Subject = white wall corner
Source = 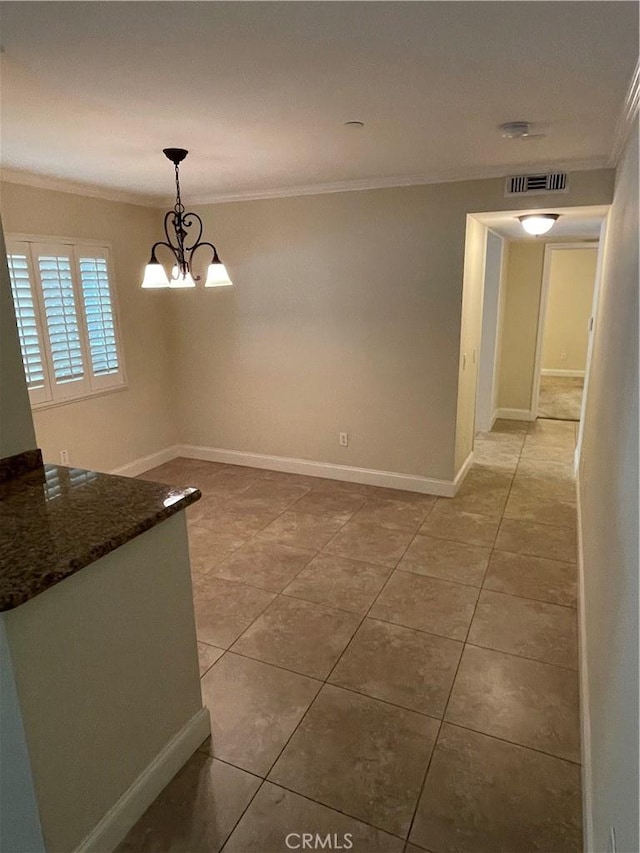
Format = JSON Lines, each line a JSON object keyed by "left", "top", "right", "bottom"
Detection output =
{"left": 73, "top": 707, "right": 210, "bottom": 853}
{"left": 575, "top": 475, "right": 594, "bottom": 852}
{"left": 494, "top": 407, "right": 536, "bottom": 422}
{"left": 451, "top": 451, "right": 474, "bottom": 496}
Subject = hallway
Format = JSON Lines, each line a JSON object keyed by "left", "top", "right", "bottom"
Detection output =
{"left": 122, "top": 418, "right": 581, "bottom": 853}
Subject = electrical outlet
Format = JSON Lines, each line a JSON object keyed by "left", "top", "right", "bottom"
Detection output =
{"left": 561, "top": 352, "right": 568, "bottom": 362}
{"left": 608, "top": 826, "right": 617, "bottom": 853}
{"left": 59, "top": 449, "right": 69, "bottom": 465}
{"left": 339, "top": 432, "right": 349, "bottom": 447}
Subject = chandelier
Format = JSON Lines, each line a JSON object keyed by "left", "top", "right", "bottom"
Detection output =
{"left": 141, "top": 148, "right": 233, "bottom": 289}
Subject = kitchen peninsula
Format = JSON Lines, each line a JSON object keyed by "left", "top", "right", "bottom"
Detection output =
{"left": 0, "top": 447, "right": 208, "bottom": 852}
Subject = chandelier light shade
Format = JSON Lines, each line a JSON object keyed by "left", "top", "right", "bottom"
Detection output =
{"left": 205, "top": 262, "right": 233, "bottom": 287}
{"left": 141, "top": 148, "right": 233, "bottom": 289}
{"left": 518, "top": 213, "right": 560, "bottom": 236}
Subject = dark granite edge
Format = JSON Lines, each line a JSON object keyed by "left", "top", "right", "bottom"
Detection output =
{"left": 0, "top": 448, "right": 43, "bottom": 483}
{"left": 0, "top": 481, "right": 201, "bottom": 612}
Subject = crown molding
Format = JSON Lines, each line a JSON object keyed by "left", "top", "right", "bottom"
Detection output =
{"left": 1, "top": 156, "right": 611, "bottom": 210}
{"left": 610, "top": 58, "right": 640, "bottom": 166}
{"left": 0, "top": 168, "right": 160, "bottom": 208}
{"left": 180, "top": 158, "right": 611, "bottom": 206}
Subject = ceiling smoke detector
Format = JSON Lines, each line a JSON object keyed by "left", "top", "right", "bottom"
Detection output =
{"left": 499, "top": 121, "right": 546, "bottom": 141}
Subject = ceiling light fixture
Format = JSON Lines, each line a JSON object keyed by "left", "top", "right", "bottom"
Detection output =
{"left": 499, "top": 121, "right": 546, "bottom": 141}
{"left": 518, "top": 213, "right": 560, "bottom": 236}
{"left": 141, "top": 148, "right": 233, "bottom": 289}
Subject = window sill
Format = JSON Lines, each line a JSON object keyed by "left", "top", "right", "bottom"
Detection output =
{"left": 31, "top": 383, "right": 128, "bottom": 413}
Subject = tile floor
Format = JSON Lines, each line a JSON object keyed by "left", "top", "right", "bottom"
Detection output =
{"left": 120, "top": 418, "right": 582, "bottom": 853}
{"left": 537, "top": 375, "right": 584, "bottom": 421}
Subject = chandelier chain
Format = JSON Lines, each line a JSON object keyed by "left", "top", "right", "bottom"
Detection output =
{"left": 174, "top": 163, "right": 185, "bottom": 215}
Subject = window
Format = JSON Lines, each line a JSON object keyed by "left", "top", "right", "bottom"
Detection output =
{"left": 6, "top": 238, "right": 125, "bottom": 407}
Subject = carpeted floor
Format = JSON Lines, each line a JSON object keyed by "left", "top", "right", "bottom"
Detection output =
{"left": 537, "top": 375, "right": 584, "bottom": 421}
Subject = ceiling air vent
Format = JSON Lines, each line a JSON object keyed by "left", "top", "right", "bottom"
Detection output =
{"left": 505, "top": 172, "right": 568, "bottom": 197}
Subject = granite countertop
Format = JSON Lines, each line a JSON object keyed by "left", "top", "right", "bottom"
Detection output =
{"left": 0, "top": 450, "right": 200, "bottom": 612}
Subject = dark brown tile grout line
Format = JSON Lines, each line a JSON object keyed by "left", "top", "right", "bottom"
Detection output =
{"left": 153, "top": 425, "right": 579, "bottom": 848}
{"left": 193, "top": 472, "right": 413, "bottom": 851}
{"left": 214, "top": 498, "right": 439, "bottom": 850}
{"left": 401, "top": 451, "right": 520, "bottom": 849}
{"left": 402, "top": 425, "right": 581, "bottom": 849}
{"left": 205, "top": 442, "right": 575, "bottom": 788}
{"left": 197, "top": 558, "right": 577, "bottom": 615}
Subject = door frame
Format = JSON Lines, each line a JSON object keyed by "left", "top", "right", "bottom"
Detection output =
{"left": 530, "top": 241, "right": 600, "bottom": 421}
{"left": 474, "top": 229, "right": 506, "bottom": 432}
{"left": 574, "top": 217, "right": 610, "bottom": 470}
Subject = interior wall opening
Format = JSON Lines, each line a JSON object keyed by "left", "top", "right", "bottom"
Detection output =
{"left": 465, "top": 204, "right": 609, "bottom": 454}
{"left": 533, "top": 243, "right": 599, "bottom": 423}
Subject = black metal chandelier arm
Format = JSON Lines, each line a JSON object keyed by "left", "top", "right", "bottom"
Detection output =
{"left": 148, "top": 239, "right": 178, "bottom": 265}
{"left": 188, "top": 239, "right": 221, "bottom": 264}
{"left": 180, "top": 212, "right": 204, "bottom": 252}
{"left": 164, "top": 210, "right": 184, "bottom": 252}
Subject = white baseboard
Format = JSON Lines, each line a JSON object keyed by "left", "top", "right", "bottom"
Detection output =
{"left": 451, "top": 452, "right": 474, "bottom": 495}
{"left": 74, "top": 707, "right": 210, "bottom": 853}
{"left": 110, "top": 446, "right": 180, "bottom": 478}
{"left": 541, "top": 369, "right": 586, "bottom": 378}
{"left": 177, "top": 443, "right": 466, "bottom": 498}
{"left": 575, "top": 475, "right": 593, "bottom": 852}
{"left": 494, "top": 407, "right": 536, "bottom": 422}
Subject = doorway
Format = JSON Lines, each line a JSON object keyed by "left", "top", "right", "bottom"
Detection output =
{"left": 531, "top": 243, "right": 599, "bottom": 422}
{"left": 468, "top": 205, "right": 609, "bottom": 468}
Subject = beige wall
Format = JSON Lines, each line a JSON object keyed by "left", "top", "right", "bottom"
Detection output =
{"left": 0, "top": 182, "right": 176, "bottom": 472}
{"left": 498, "top": 239, "right": 599, "bottom": 412}
{"left": 0, "top": 216, "right": 37, "bottom": 458}
{"left": 1, "top": 169, "right": 614, "bottom": 482}
{"left": 170, "top": 169, "right": 613, "bottom": 483}
{"left": 542, "top": 247, "right": 597, "bottom": 373}
{"left": 454, "top": 215, "right": 485, "bottom": 470}
{"left": 497, "top": 241, "right": 546, "bottom": 412}
{"left": 578, "top": 120, "right": 638, "bottom": 853}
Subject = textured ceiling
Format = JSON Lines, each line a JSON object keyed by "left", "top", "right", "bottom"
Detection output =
{"left": 0, "top": 1, "right": 637, "bottom": 204}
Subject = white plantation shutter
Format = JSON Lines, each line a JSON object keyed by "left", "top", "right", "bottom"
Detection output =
{"left": 6, "top": 244, "right": 51, "bottom": 404}
{"left": 35, "top": 247, "right": 88, "bottom": 396}
{"left": 5, "top": 236, "right": 125, "bottom": 407}
{"left": 77, "top": 248, "right": 123, "bottom": 388}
